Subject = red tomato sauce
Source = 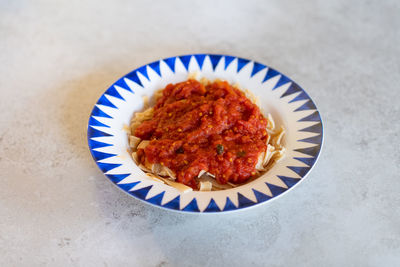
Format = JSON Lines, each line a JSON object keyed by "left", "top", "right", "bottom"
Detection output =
{"left": 134, "top": 79, "right": 268, "bottom": 189}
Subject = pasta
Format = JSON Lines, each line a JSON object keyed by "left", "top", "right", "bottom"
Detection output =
{"left": 129, "top": 76, "right": 285, "bottom": 192}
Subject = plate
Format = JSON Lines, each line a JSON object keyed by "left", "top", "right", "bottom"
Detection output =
{"left": 87, "top": 54, "right": 323, "bottom": 213}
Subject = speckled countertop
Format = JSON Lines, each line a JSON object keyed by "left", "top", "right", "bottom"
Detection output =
{"left": 0, "top": 0, "right": 399, "bottom": 266}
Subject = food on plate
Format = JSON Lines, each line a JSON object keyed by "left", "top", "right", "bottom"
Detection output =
{"left": 129, "top": 76, "right": 285, "bottom": 191}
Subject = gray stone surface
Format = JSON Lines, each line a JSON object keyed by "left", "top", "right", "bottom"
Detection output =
{"left": 0, "top": 0, "right": 399, "bottom": 266}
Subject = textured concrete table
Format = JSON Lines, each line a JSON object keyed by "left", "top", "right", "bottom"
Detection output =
{"left": 1, "top": 0, "right": 399, "bottom": 266}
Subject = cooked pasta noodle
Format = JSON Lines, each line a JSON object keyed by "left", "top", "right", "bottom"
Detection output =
{"left": 129, "top": 76, "right": 285, "bottom": 191}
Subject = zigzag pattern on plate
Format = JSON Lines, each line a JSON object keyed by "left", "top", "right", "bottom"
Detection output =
{"left": 88, "top": 54, "right": 323, "bottom": 213}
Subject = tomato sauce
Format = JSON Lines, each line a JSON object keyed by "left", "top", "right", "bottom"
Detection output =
{"left": 134, "top": 79, "right": 268, "bottom": 189}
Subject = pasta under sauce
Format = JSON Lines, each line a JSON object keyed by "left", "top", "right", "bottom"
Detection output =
{"left": 134, "top": 79, "right": 269, "bottom": 189}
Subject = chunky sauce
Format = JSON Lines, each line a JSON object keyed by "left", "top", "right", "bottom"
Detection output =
{"left": 135, "top": 79, "right": 268, "bottom": 189}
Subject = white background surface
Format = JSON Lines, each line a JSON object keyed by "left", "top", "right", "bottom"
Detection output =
{"left": 1, "top": 0, "right": 399, "bottom": 266}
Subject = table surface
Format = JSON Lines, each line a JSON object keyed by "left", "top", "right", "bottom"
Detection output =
{"left": 1, "top": 0, "right": 399, "bottom": 266}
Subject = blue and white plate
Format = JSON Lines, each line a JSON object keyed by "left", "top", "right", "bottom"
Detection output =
{"left": 87, "top": 54, "right": 323, "bottom": 213}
